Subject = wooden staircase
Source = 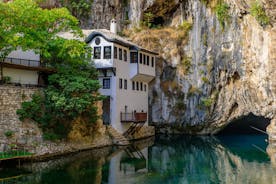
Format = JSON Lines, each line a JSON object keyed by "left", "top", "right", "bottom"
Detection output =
{"left": 107, "top": 126, "right": 130, "bottom": 146}
{"left": 123, "top": 122, "right": 145, "bottom": 138}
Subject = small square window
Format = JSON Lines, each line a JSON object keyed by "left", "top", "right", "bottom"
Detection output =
{"left": 119, "top": 48, "right": 122, "bottom": 60}
{"left": 103, "top": 79, "right": 110, "bottom": 89}
{"left": 132, "top": 81, "right": 135, "bottom": 90}
{"left": 119, "top": 78, "right": 122, "bottom": 89}
{"left": 114, "top": 47, "right": 117, "bottom": 59}
{"left": 124, "top": 50, "right": 127, "bottom": 62}
{"left": 124, "top": 79, "right": 127, "bottom": 89}
{"left": 136, "top": 81, "right": 139, "bottom": 91}
{"left": 94, "top": 47, "right": 101, "bottom": 59}
{"left": 104, "top": 46, "right": 111, "bottom": 59}
{"left": 143, "top": 55, "right": 146, "bottom": 65}
{"left": 130, "top": 52, "right": 138, "bottom": 63}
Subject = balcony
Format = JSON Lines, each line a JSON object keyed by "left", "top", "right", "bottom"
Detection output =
{"left": 1, "top": 57, "right": 55, "bottom": 73}
{"left": 120, "top": 112, "right": 147, "bottom": 123}
{"left": 3, "top": 57, "right": 41, "bottom": 67}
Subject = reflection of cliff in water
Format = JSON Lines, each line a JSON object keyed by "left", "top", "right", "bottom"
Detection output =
{"left": 147, "top": 135, "right": 274, "bottom": 184}
{"left": 3, "top": 135, "right": 276, "bottom": 184}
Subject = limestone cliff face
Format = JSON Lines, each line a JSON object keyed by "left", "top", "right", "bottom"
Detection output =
{"left": 124, "top": 0, "right": 276, "bottom": 134}
{"left": 45, "top": 0, "right": 276, "bottom": 134}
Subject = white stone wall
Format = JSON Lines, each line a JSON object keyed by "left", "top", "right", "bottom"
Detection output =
{"left": 89, "top": 36, "right": 114, "bottom": 68}
{"left": 3, "top": 68, "right": 39, "bottom": 85}
{"left": 7, "top": 49, "right": 40, "bottom": 61}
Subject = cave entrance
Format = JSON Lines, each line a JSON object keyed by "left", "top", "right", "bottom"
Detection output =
{"left": 217, "top": 113, "right": 271, "bottom": 135}
{"left": 152, "top": 16, "right": 164, "bottom": 27}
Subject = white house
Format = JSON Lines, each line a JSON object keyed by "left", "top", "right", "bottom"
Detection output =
{"left": 85, "top": 19, "right": 158, "bottom": 135}
{"left": 3, "top": 19, "right": 157, "bottom": 137}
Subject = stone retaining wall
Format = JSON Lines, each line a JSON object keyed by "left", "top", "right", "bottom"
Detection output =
{"left": 0, "top": 85, "right": 43, "bottom": 152}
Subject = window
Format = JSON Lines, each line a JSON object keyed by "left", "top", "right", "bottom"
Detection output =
{"left": 119, "top": 78, "right": 122, "bottom": 89}
{"left": 136, "top": 81, "right": 139, "bottom": 91}
{"left": 124, "top": 79, "right": 127, "bottom": 89}
{"left": 94, "top": 47, "right": 101, "bottom": 59}
{"left": 139, "top": 53, "right": 142, "bottom": 64}
{"left": 132, "top": 81, "right": 135, "bottom": 90}
{"left": 95, "top": 37, "right": 101, "bottom": 45}
{"left": 114, "top": 47, "right": 117, "bottom": 59}
{"left": 130, "top": 52, "right": 138, "bottom": 63}
{"left": 144, "top": 84, "right": 147, "bottom": 91}
{"left": 140, "top": 82, "right": 143, "bottom": 91}
{"left": 147, "top": 56, "right": 149, "bottom": 65}
{"left": 143, "top": 54, "right": 146, "bottom": 65}
{"left": 124, "top": 50, "right": 127, "bottom": 61}
{"left": 119, "top": 48, "right": 122, "bottom": 60}
{"left": 103, "top": 79, "right": 110, "bottom": 89}
{"left": 104, "top": 46, "right": 111, "bottom": 59}
{"left": 151, "top": 57, "right": 154, "bottom": 67}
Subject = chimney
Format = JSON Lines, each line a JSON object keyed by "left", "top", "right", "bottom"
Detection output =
{"left": 110, "top": 19, "right": 117, "bottom": 34}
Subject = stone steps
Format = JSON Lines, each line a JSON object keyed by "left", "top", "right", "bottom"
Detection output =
{"left": 106, "top": 126, "right": 130, "bottom": 146}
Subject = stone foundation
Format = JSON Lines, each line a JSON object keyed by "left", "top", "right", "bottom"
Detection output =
{"left": 0, "top": 85, "right": 155, "bottom": 160}
{"left": 0, "top": 85, "right": 43, "bottom": 152}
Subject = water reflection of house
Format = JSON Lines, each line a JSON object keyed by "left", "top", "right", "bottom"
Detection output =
{"left": 120, "top": 146, "right": 147, "bottom": 173}
{"left": 106, "top": 137, "right": 154, "bottom": 184}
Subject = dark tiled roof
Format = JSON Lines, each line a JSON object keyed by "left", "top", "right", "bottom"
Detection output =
{"left": 85, "top": 29, "right": 158, "bottom": 55}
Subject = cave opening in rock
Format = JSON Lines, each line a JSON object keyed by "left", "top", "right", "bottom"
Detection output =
{"left": 217, "top": 113, "right": 271, "bottom": 135}
{"left": 152, "top": 16, "right": 165, "bottom": 27}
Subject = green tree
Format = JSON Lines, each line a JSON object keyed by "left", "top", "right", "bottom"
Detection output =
{"left": 250, "top": 0, "right": 270, "bottom": 26}
{"left": 0, "top": 0, "right": 81, "bottom": 60}
{"left": 143, "top": 12, "right": 154, "bottom": 28}
{"left": 215, "top": 2, "right": 230, "bottom": 29}
{"left": 0, "top": 0, "right": 102, "bottom": 140}
{"left": 60, "top": 0, "right": 93, "bottom": 20}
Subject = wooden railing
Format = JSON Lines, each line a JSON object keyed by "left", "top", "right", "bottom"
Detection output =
{"left": 3, "top": 57, "right": 41, "bottom": 67}
{"left": 121, "top": 112, "right": 147, "bottom": 123}
{"left": 121, "top": 112, "right": 134, "bottom": 122}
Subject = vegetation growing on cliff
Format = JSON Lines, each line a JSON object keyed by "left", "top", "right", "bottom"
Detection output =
{"left": 123, "top": 21, "right": 192, "bottom": 75}
{"left": 250, "top": 1, "right": 270, "bottom": 26}
{"left": 0, "top": 0, "right": 102, "bottom": 140}
{"left": 60, "top": 0, "right": 93, "bottom": 20}
{"left": 215, "top": 2, "right": 230, "bottom": 29}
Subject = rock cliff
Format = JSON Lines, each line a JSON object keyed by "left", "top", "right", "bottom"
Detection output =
{"left": 124, "top": 0, "right": 276, "bottom": 134}
{"left": 45, "top": 0, "right": 275, "bottom": 134}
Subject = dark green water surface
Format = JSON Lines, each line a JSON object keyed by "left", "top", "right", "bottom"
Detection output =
{"left": 1, "top": 134, "right": 276, "bottom": 184}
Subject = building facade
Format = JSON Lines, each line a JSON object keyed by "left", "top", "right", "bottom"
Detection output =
{"left": 0, "top": 49, "right": 51, "bottom": 86}
{"left": 85, "top": 20, "right": 158, "bottom": 134}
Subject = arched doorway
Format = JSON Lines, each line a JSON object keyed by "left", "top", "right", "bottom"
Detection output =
{"left": 217, "top": 113, "right": 271, "bottom": 135}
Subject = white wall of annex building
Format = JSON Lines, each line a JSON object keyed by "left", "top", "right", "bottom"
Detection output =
{"left": 3, "top": 68, "right": 38, "bottom": 85}
{"left": 7, "top": 49, "right": 40, "bottom": 61}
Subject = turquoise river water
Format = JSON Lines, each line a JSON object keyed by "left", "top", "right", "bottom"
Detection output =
{"left": 1, "top": 134, "right": 276, "bottom": 184}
